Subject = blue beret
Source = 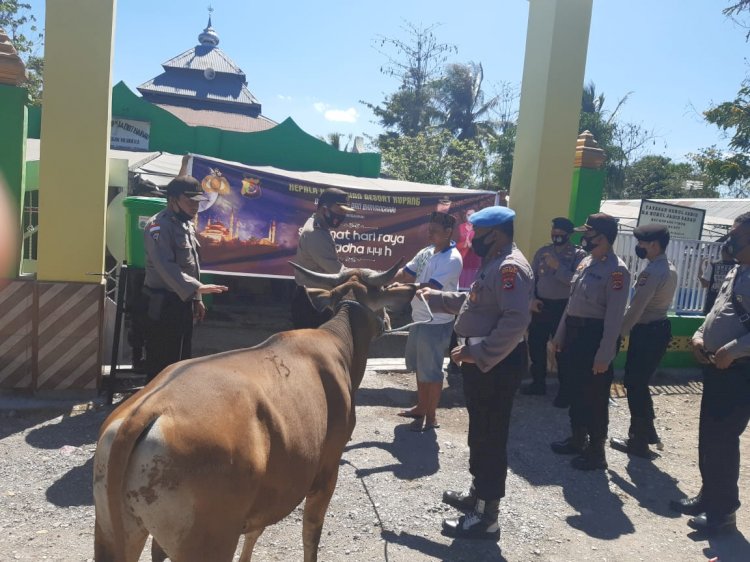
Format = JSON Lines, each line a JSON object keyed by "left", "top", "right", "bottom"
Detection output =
{"left": 468, "top": 206, "right": 515, "bottom": 227}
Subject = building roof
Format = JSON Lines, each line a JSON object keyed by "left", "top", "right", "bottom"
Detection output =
{"left": 136, "top": 14, "right": 270, "bottom": 130}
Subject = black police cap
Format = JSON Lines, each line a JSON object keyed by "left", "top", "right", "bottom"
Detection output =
{"left": 633, "top": 223, "right": 670, "bottom": 245}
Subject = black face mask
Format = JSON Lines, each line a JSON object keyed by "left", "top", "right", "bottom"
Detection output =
{"left": 173, "top": 204, "right": 194, "bottom": 223}
{"left": 471, "top": 231, "right": 495, "bottom": 257}
{"left": 723, "top": 235, "right": 746, "bottom": 259}
{"left": 635, "top": 246, "right": 648, "bottom": 259}
{"left": 581, "top": 236, "right": 599, "bottom": 253}
{"left": 552, "top": 235, "right": 569, "bottom": 246}
{"left": 324, "top": 209, "right": 346, "bottom": 229}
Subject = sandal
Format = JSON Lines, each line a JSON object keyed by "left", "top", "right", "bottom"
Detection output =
{"left": 397, "top": 410, "right": 425, "bottom": 419}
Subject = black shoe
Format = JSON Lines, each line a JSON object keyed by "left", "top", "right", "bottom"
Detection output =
{"left": 571, "top": 441, "right": 607, "bottom": 471}
{"left": 521, "top": 382, "right": 546, "bottom": 395}
{"left": 442, "top": 499, "right": 500, "bottom": 541}
{"left": 551, "top": 428, "right": 588, "bottom": 455}
{"left": 442, "top": 487, "right": 476, "bottom": 512}
{"left": 669, "top": 494, "right": 705, "bottom": 516}
{"left": 553, "top": 393, "right": 570, "bottom": 408}
{"left": 687, "top": 512, "right": 736, "bottom": 534}
{"left": 609, "top": 437, "right": 653, "bottom": 459}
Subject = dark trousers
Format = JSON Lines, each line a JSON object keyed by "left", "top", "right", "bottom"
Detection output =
{"left": 144, "top": 292, "right": 194, "bottom": 381}
{"left": 462, "top": 342, "right": 526, "bottom": 501}
{"left": 699, "top": 364, "right": 750, "bottom": 515}
{"left": 624, "top": 319, "right": 671, "bottom": 426}
{"left": 291, "top": 285, "right": 333, "bottom": 329}
{"left": 558, "top": 317, "right": 614, "bottom": 442}
{"left": 528, "top": 298, "right": 567, "bottom": 384}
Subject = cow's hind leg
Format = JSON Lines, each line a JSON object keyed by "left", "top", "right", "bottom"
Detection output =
{"left": 302, "top": 467, "right": 340, "bottom": 562}
{"left": 237, "top": 527, "right": 265, "bottom": 562}
{"left": 151, "top": 538, "right": 167, "bottom": 562}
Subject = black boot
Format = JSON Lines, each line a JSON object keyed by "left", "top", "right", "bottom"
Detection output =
{"left": 442, "top": 498, "right": 500, "bottom": 541}
{"left": 688, "top": 512, "right": 737, "bottom": 534}
{"left": 571, "top": 439, "right": 607, "bottom": 470}
{"left": 610, "top": 417, "right": 653, "bottom": 458}
{"left": 442, "top": 485, "right": 476, "bottom": 512}
{"left": 550, "top": 427, "right": 588, "bottom": 455}
{"left": 670, "top": 492, "right": 704, "bottom": 516}
{"left": 521, "top": 381, "right": 546, "bottom": 395}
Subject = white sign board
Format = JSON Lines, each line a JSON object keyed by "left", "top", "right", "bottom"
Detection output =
{"left": 637, "top": 199, "right": 705, "bottom": 240}
{"left": 110, "top": 118, "right": 151, "bottom": 150}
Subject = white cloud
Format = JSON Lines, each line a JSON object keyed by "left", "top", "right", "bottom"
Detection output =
{"left": 324, "top": 108, "right": 359, "bottom": 123}
{"left": 277, "top": 94, "right": 293, "bottom": 101}
{"left": 312, "top": 102, "right": 359, "bottom": 123}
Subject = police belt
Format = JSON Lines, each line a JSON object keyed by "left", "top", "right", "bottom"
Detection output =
{"left": 633, "top": 318, "right": 670, "bottom": 329}
{"left": 457, "top": 336, "right": 524, "bottom": 346}
{"left": 565, "top": 316, "right": 604, "bottom": 328}
{"left": 538, "top": 297, "right": 568, "bottom": 306}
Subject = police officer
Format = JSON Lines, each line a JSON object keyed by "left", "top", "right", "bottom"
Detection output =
{"left": 419, "top": 206, "right": 532, "bottom": 540}
{"left": 522, "top": 217, "right": 586, "bottom": 401}
{"left": 291, "top": 188, "right": 355, "bottom": 328}
{"left": 610, "top": 224, "right": 677, "bottom": 458}
{"left": 143, "top": 176, "right": 228, "bottom": 382}
{"left": 550, "top": 213, "right": 630, "bottom": 470}
{"left": 670, "top": 212, "right": 750, "bottom": 535}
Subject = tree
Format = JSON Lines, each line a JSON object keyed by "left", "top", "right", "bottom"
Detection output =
{"left": 725, "top": 1, "right": 750, "bottom": 38}
{"left": 435, "top": 62, "right": 499, "bottom": 141}
{"left": 0, "top": 1, "right": 44, "bottom": 104}
{"left": 362, "top": 22, "right": 456, "bottom": 137}
{"left": 379, "top": 129, "right": 484, "bottom": 187}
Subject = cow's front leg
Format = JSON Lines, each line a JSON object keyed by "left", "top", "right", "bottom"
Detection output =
{"left": 152, "top": 538, "right": 167, "bottom": 562}
{"left": 302, "top": 465, "right": 340, "bottom": 562}
{"left": 237, "top": 527, "right": 265, "bottom": 562}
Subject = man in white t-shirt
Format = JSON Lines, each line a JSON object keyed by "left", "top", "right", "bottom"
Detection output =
{"left": 391, "top": 211, "right": 463, "bottom": 431}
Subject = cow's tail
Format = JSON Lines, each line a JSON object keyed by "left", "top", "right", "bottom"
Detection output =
{"left": 103, "top": 408, "right": 159, "bottom": 560}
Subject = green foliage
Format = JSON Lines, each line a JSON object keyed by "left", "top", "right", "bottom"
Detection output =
{"left": 0, "top": 0, "right": 44, "bottom": 104}
{"left": 436, "top": 62, "right": 498, "bottom": 141}
{"left": 624, "top": 155, "right": 716, "bottom": 199}
{"left": 379, "top": 129, "right": 485, "bottom": 188}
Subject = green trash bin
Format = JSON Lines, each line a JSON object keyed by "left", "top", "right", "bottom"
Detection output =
{"left": 123, "top": 196, "right": 167, "bottom": 268}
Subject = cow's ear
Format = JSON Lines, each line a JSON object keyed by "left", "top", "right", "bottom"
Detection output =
{"left": 306, "top": 288, "right": 335, "bottom": 311}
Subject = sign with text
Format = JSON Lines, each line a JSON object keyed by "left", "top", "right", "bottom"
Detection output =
{"left": 189, "top": 155, "right": 497, "bottom": 283}
{"left": 110, "top": 118, "right": 151, "bottom": 151}
{"left": 637, "top": 199, "right": 705, "bottom": 240}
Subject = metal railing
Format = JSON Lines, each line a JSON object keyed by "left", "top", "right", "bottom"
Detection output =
{"left": 613, "top": 232, "right": 723, "bottom": 316}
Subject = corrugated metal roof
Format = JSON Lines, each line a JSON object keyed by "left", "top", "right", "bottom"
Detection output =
{"left": 160, "top": 45, "right": 244, "bottom": 77}
{"left": 154, "top": 103, "right": 277, "bottom": 133}
{"left": 138, "top": 72, "right": 260, "bottom": 107}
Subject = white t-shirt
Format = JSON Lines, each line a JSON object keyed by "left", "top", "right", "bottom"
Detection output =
{"left": 404, "top": 243, "right": 463, "bottom": 323}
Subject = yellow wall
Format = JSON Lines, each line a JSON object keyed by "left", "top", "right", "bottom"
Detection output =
{"left": 510, "top": 0, "right": 593, "bottom": 257}
{"left": 37, "top": 1, "right": 117, "bottom": 283}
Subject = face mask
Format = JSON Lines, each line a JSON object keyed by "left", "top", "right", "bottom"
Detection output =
{"left": 471, "top": 231, "right": 495, "bottom": 257}
{"left": 635, "top": 246, "right": 648, "bottom": 259}
{"left": 581, "top": 236, "right": 599, "bottom": 253}
{"left": 723, "top": 236, "right": 746, "bottom": 259}
{"left": 324, "top": 209, "right": 346, "bottom": 229}
{"left": 552, "top": 235, "right": 568, "bottom": 246}
{"left": 173, "top": 201, "right": 194, "bottom": 223}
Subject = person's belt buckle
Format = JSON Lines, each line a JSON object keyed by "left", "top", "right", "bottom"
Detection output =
{"left": 739, "top": 313, "right": 750, "bottom": 324}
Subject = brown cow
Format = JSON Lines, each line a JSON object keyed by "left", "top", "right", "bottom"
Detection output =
{"left": 93, "top": 262, "right": 417, "bottom": 562}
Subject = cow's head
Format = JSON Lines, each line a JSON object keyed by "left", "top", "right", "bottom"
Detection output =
{"left": 290, "top": 260, "right": 418, "bottom": 321}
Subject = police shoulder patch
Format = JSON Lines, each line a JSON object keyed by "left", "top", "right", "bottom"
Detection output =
{"left": 501, "top": 264, "right": 517, "bottom": 290}
{"left": 611, "top": 271, "right": 624, "bottom": 290}
{"left": 637, "top": 272, "right": 649, "bottom": 286}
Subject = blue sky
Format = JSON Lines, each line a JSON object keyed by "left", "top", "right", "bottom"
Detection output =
{"left": 25, "top": 0, "right": 750, "bottom": 161}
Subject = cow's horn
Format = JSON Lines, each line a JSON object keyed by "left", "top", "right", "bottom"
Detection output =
{"left": 364, "top": 258, "right": 404, "bottom": 287}
{"left": 289, "top": 262, "right": 347, "bottom": 289}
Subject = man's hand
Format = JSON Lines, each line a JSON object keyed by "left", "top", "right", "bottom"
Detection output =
{"left": 416, "top": 287, "right": 440, "bottom": 299}
{"left": 543, "top": 253, "right": 560, "bottom": 271}
{"left": 193, "top": 300, "right": 206, "bottom": 322}
{"left": 548, "top": 340, "right": 561, "bottom": 354}
{"left": 592, "top": 361, "right": 609, "bottom": 375}
{"left": 531, "top": 299, "right": 543, "bottom": 313}
{"left": 197, "top": 284, "right": 229, "bottom": 295}
{"left": 714, "top": 345, "right": 735, "bottom": 370}
{"left": 691, "top": 337, "right": 711, "bottom": 365}
{"left": 450, "top": 344, "right": 476, "bottom": 365}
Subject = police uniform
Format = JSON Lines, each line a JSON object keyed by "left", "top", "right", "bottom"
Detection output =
{"left": 682, "top": 263, "right": 750, "bottom": 528}
{"left": 551, "top": 213, "right": 630, "bottom": 470}
{"left": 611, "top": 224, "right": 677, "bottom": 457}
{"left": 291, "top": 189, "right": 352, "bottom": 328}
{"left": 429, "top": 206, "right": 533, "bottom": 540}
{"left": 143, "top": 205, "right": 203, "bottom": 381}
{"left": 525, "top": 219, "right": 586, "bottom": 397}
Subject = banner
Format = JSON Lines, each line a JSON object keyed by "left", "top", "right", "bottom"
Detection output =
{"left": 189, "top": 156, "right": 497, "bottom": 284}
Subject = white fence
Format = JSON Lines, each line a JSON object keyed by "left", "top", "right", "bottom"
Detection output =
{"left": 613, "top": 232, "right": 724, "bottom": 316}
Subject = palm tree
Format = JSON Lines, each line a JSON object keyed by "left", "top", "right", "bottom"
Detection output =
{"left": 436, "top": 62, "right": 499, "bottom": 141}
